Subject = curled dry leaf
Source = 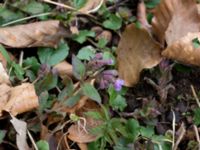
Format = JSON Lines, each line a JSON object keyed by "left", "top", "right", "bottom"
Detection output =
{"left": 68, "top": 101, "right": 102, "bottom": 143}
{"left": 53, "top": 61, "right": 73, "bottom": 79}
{"left": 152, "top": 0, "right": 200, "bottom": 45}
{"left": 0, "top": 84, "right": 11, "bottom": 116}
{"left": 68, "top": 124, "right": 97, "bottom": 143}
{"left": 79, "top": 0, "right": 104, "bottom": 13}
{"left": 0, "top": 62, "right": 10, "bottom": 84}
{"left": 10, "top": 116, "right": 30, "bottom": 150}
{"left": 4, "top": 83, "right": 39, "bottom": 116}
{"left": 162, "top": 32, "right": 200, "bottom": 66}
{"left": 116, "top": 24, "right": 161, "bottom": 86}
{"left": 0, "top": 20, "right": 70, "bottom": 48}
{"left": 137, "top": 0, "right": 151, "bottom": 31}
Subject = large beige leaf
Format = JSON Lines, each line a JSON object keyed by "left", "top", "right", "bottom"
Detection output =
{"left": 0, "top": 20, "right": 70, "bottom": 48}
{"left": 152, "top": 0, "right": 200, "bottom": 45}
{"left": 162, "top": 32, "right": 200, "bottom": 66}
{"left": 4, "top": 83, "right": 39, "bottom": 116}
{"left": 116, "top": 24, "right": 162, "bottom": 86}
{"left": 0, "top": 84, "right": 11, "bottom": 116}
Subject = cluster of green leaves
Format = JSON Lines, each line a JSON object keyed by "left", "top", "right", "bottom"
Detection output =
{"left": 86, "top": 106, "right": 171, "bottom": 150}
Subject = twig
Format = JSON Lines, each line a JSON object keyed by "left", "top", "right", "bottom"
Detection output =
{"left": 191, "top": 85, "right": 200, "bottom": 108}
{"left": 27, "top": 131, "right": 38, "bottom": 150}
{"left": 173, "top": 123, "right": 186, "bottom": 150}
{"left": 19, "top": 51, "right": 24, "bottom": 67}
{"left": 2, "top": 12, "right": 52, "bottom": 27}
{"left": 193, "top": 125, "right": 200, "bottom": 150}
{"left": 172, "top": 110, "right": 176, "bottom": 149}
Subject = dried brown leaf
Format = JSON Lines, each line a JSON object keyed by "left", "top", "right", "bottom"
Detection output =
{"left": 79, "top": 0, "right": 104, "bottom": 13}
{"left": 137, "top": 1, "right": 151, "bottom": 31}
{"left": 0, "top": 62, "right": 10, "bottom": 84}
{"left": 4, "top": 83, "right": 39, "bottom": 116}
{"left": 10, "top": 116, "right": 30, "bottom": 150}
{"left": 152, "top": 0, "right": 200, "bottom": 45}
{"left": 68, "top": 124, "right": 97, "bottom": 143}
{"left": 53, "top": 61, "right": 73, "bottom": 79}
{"left": 116, "top": 24, "right": 161, "bottom": 86}
{"left": 0, "top": 20, "right": 70, "bottom": 48}
{"left": 162, "top": 32, "right": 200, "bottom": 66}
{"left": 0, "top": 84, "right": 11, "bottom": 116}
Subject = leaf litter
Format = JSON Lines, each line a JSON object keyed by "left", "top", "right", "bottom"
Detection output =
{"left": 1, "top": 0, "right": 200, "bottom": 149}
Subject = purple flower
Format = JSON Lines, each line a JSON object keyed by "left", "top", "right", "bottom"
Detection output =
{"left": 95, "top": 53, "right": 103, "bottom": 59}
{"left": 114, "top": 79, "right": 124, "bottom": 91}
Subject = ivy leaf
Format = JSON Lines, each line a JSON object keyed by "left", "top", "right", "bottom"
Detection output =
{"left": 103, "top": 14, "right": 122, "bottom": 30}
{"left": 73, "top": 30, "right": 95, "bottom": 44}
{"left": 81, "top": 83, "right": 101, "bottom": 103}
{"left": 36, "top": 140, "right": 49, "bottom": 150}
{"left": 72, "top": 55, "right": 86, "bottom": 80}
{"left": 77, "top": 46, "right": 96, "bottom": 60}
{"left": 38, "top": 40, "right": 69, "bottom": 66}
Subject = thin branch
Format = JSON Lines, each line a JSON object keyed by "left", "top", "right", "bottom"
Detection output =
{"left": 173, "top": 123, "right": 186, "bottom": 150}
{"left": 2, "top": 12, "right": 52, "bottom": 27}
{"left": 193, "top": 125, "right": 200, "bottom": 150}
{"left": 172, "top": 110, "right": 176, "bottom": 148}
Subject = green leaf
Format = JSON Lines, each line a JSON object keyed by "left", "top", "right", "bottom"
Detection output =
{"left": 192, "top": 38, "right": 200, "bottom": 48}
{"left": 126, "top": 119, "right": 140, "bottom": 141}
{"left": 72, "top": 55, "right": 86, "bottom": 80}
{"left": 81, "top": 83, "right": 101, "bottom": 103}
{"left": 58, "top": 78, "right": 74, "bottom": 101}
{"left": 97, "top": 38, "right": 108, "bottom": 48}
{"left": 36, "top": 140, "right": 49, "bottom": 150}
{"left": 0, "top": 44, "right": 11, "bottom": 64}
{"left": 23, "top": 57, "right": 40, "bottom": 73}
{"left": 73, "top": 0, "right": 87, "bottom": 9}
{"left": 194, "top": 108, "right": 200, "bottom": 126}
{"left": 77, "top": 46, "right": 96, "bottom": 60}
{"left": 73, "top": 30, "right": 95, "bottom": 44}
{"left": 38, "top": 40, "right": 69, "bottom": 66}
{"left": 12, "top": 63, "right": 25, "bottom": 80}
{"left": 22, "top": 1, "right": 45, "bottom": 15}
{"left": 109, "top": 95, "right": 127, "bottom": 111}
{"left": 36, "top": 72, "right": 58, "bottom": 93}
{"left": 103, "top": 14, "right": 122, "bottom": 30}
{"left": 38, "top": 91, "right": 49, "bottom": 113}
{"left": 145, "top": 0, "right": 160, "bottom": 9}
{"left": 140, "top": 126, "right": 154, "bottom": 138}
{"left": 85, "top": 111, "right": 103, "bottom": 120}
{"left": 0, "top": 130, "right": 6, "bottom": 144}
{"left": 64, "top": 93, "right": 81, "bottom": 107}
{"left": 0, "top": 7, "right": 24, "bottom": 26}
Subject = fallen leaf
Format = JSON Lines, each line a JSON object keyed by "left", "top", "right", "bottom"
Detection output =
{"left": 0, "top": 62, "right": 10, "bottom": 84}
{"left": 0, "top": 20, "right": 70, "bottom": 48}
{"left": 0, "top": 84, "right": 11, "bottom": 116}
{"left": 116, "top": 24, "right": 161, "bottom": 86}
{"left": 4, "top": 83, "right": 39, "bottom": 116}
{"left": 137, "top": 0, "right": 151, "bottom": 31}
{"left": 68, "top": 124, "right": 97, "bottom": 143}
{"left": 10, "top": 116, "right": 30, "bottom": 150}
{"left": 152, "top": 0, "right": 200, "bottom": 45}
{"left": 53, "top": 61, "right": 73, "bottom": 79}
{"left": 79, "top": 0, "right": 104, "bottom": 13}
{"left": 162, "top": 32, "right": 200, "bottom": 66}
{"left": 77, "top": 143, "right": 88, "bottom": 150}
